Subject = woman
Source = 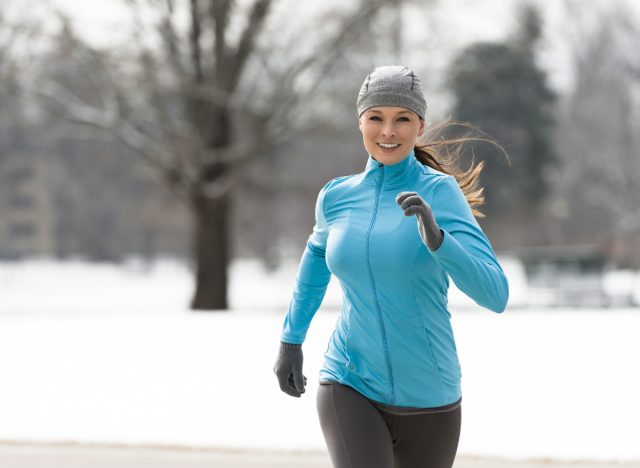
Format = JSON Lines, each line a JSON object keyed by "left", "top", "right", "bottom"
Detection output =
{"left": 273, "top": 65, "right": 509, "bottom": 468}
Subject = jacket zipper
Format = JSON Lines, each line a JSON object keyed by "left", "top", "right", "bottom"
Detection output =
{"left": 365, "top": 165, "right": 395, "bottom": 404}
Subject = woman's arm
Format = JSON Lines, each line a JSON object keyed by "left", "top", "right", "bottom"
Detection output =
{"left": 280, "top": 183, "right": 333, "bottom": 344}
{"left": 398, "top": 175, "right": 509, "bottom": 313}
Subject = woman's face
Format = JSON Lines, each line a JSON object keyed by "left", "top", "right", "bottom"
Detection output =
{"left": 358, "top": 106, "right": 425, "bottom": 165}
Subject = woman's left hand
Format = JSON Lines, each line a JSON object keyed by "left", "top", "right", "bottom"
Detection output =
{"left": 396, "top": 192, "right": 444, "bottom": 251}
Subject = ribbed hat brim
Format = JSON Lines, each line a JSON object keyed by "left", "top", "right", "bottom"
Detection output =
{"left": 357, "top": 90, "right": 426, "bottom": 119}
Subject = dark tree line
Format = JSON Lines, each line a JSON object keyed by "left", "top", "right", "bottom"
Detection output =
{"left": 448, "top": 4, "right": 557, "bottom": 248}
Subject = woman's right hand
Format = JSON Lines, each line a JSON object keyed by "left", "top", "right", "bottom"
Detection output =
{"left": 273, "top": 342, "right": 307, "bottom": 397}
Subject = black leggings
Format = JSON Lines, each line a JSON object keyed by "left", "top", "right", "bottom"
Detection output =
{"left": 316, "top": 382, "right": 461, "bottom": 468}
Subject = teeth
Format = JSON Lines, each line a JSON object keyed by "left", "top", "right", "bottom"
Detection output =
{"left": 378, "top": 143, "right": 400, "bottom": 148}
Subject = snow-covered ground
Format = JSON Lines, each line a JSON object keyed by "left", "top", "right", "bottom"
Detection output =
{"left": 0, "top": 258, "right": 639, "bottom": 462}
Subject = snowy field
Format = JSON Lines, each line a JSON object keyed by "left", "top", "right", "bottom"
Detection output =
{"left": 0, "top": 258, "right": 639, "bottom": 463}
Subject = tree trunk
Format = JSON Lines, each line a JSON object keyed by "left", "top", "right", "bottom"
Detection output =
{"left": 190, "top": 190, "right": 231, "bottom": 310}
{"left": 189, "top": 95, "right": 233, "bottom": 311}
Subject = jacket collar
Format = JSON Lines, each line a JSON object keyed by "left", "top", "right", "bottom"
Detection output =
{"left": 363, "top": 149, "right": 422, "bottom": 188}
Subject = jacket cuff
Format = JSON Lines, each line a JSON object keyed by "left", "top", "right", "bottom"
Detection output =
{"left": 280, "top": 341, "right": 302, "bottom": 349}
{"left": 428, "top": 229, "right": 463, "bottom": 261}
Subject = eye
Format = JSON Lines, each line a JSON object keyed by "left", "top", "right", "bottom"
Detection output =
{"left": 369, "top": 116, "right": 382, "bottom": 121}
{"left": 397, "top": 116, "right": 410, "bottom": 122}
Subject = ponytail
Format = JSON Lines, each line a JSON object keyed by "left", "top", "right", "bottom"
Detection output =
{"left": 414, "top": 121, "right": 509, "bottom": 218}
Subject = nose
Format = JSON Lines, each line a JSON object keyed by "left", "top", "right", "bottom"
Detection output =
{"left": 381, "top": 121, "right": 396, "bottom": 138}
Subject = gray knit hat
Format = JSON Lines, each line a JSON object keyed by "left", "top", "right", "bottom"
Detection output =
{"left": 357, "top": 65, "right": 427, "bottom": 119}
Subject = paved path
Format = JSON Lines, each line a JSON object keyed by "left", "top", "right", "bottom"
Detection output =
{"left": 0, "top": 443, "right": 637, "bottom": 468}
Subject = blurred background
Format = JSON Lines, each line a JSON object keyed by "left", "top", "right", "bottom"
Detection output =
{"left": 0, "top": 0, "right": 639, "bottom": 466}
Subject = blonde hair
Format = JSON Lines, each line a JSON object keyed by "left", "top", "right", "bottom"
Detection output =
{"left": 414, "top": 121, "right": 510, "bottom": 218}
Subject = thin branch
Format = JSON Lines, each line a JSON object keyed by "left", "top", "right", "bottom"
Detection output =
{"left": 36, "top": 81, "right": 177, "bottom": 180}
{"left": 259, "top": 0, "right": 395, "bottom": 133}
{"left": 159, "top": 0, "right": 187, "bottom": 76}
{"left": 199, "top": 134, "right": 266, "bottom": 199}
{"left": 190, "top": 0, "right": 204, "bottom": 82}
{"left": 209, "top": 0, "right": 233, "bottom": 83}
{"left": 225, "top": 0, "right": 272, "bottom": 91}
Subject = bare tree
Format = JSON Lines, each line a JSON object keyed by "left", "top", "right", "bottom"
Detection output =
{"left": 36, "top": 0, "right": 399, "bottom": 309}
{"left": 0, "top": 5, "right": 31, "bottom": 202}
{"left": 550, "top": 2, "right": 640, "bottom": 265}
{"left": 0, "top": 8, "right": 19, "bottom": 160}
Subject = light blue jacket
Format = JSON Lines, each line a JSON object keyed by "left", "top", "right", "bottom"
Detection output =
{"left": 280, "top": 150, "right": 509, "bottom": 408}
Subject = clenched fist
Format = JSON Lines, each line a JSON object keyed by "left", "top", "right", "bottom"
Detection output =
{"left": 273, "top": 342, "right": 307, "bottom": 398}
{"left": 396, "top": 191, "right": 444, "bottom": 251}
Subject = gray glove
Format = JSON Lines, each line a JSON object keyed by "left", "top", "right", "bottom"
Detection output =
{"left": 273, "top": 342, "right": 307, "bottom": 397}
{"left": 396, "top": 191, "right": 444, "bottom": 251}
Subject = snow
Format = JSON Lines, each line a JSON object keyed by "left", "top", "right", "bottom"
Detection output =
{"left": 0, "top": 258, "right": 639, "bottom": 462}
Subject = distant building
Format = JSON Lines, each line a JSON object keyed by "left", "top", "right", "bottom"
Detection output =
{"left": 514, "top": 244, "right": 613, "bottom": 307}
{"left": 0, "top": 151, "right": 191, "bottom": 261}
{"left": 0, "top": 153, "right": 55, "bottom": 259}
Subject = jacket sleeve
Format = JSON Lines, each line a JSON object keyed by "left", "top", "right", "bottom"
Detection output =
{"left": 428, "top": 175, "right": 509, "bottom": 313}
{"left": 280, "top": 183, "right": 332, "bottom": 344}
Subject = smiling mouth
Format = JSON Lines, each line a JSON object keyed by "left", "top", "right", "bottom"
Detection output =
{"left": 377, "top": 143, "right": 401, "bottom": 149}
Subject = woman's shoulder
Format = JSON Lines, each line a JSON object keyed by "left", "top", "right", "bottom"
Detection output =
{"left": 317, "top": 173, "right": 365, "bottom": 211}
{"left": 414, "top": 164, "right": 455, "bottom": 190}
{"left": 322, "top": 173, "right": 357, "bottom": 190}
{"left": 417, "top": 162, "right": 451, "bottom": 181}
{"left": 413, "top": 164, "right": 462, "bottom": 206}
{"left": 320, "top": 172, "right": 364, "bottom": 196}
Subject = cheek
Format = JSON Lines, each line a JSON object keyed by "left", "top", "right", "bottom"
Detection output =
{"left": 402, "top": 125, "right": 420, "bottom": 142}
{"left": 362, "top": 125, "right": 378, "bottom": 141}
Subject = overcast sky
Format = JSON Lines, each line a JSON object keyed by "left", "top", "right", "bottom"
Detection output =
{"left": 45, "top": 0, "right": 535, "bottom": 49}
{"left": 15, "top": 0, "right": 639, "bottom": 104}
